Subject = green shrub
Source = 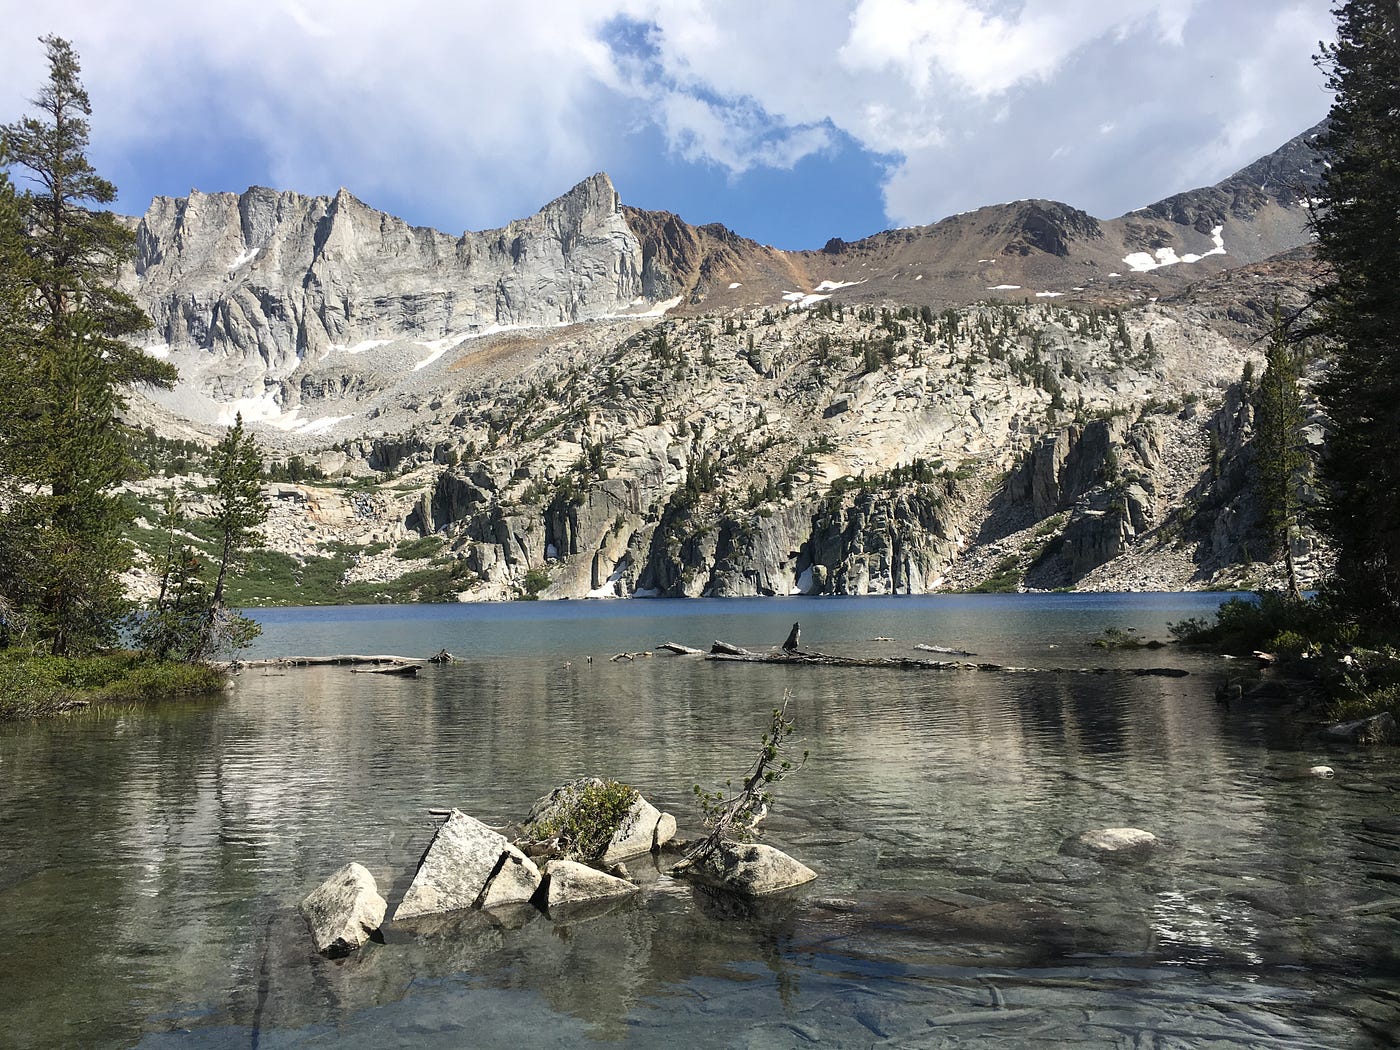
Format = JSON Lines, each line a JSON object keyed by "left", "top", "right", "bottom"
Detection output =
{"left": 526, "top": 779, "right": 639, "bottom": 861}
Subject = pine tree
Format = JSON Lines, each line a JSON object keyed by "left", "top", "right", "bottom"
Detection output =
{"left": 200, "top": 414, "right": 266, "bottom": 658}
{"left": 1254, "top": 309, "right": 1308, "bottom": 595}
{"left": 1313, "top": 3, "right": 1400, "bottom": 624}
{"left": 0, "top": 36, "right": 176, "bottom": 654}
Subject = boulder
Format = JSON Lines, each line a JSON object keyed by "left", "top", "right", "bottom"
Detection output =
{"left": 654, "top": 811, "right": 677, "bottom": 850}
{"left": 524, "top": 778, "right": 669, "bottom": 864}
{"left": 1065, "top": 827, "right": 1158, "bottom": 860}
{"left": 1321, "top": 712, "right": 1397, "bottom": 745}
{"left": 1307, "top": 765, "right": 1335, "bottom": 779}
{"left": 300, "top": 862, "right": 386, "bottom": 956}
{"left": 543, "top": 859, "right": 639, "bottom": 910}
{"left": 602, "top": 795, "right": 664, "bottom": 865}
{"left": 394, "top": 810, "right": 541, "bottom": 921}
{"left": 692, "top": 841, "right": 818, "bottom": 896}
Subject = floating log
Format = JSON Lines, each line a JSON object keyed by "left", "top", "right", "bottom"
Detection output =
{"left": 239, "top": 654, "right": 424, "bottom": 669}
{"left": 350, "top": 663, "right": 421, "bottom": 677}
{"left": 706, "top": 650, "right": 1188, "bottom": 677}
{"left": 915, "top": 644, "right": 978, "bottom": 657}
{"left": 657, "top": 642, "right": 706, "bottom": 655}
{"left": 710, "top": 640, "right": 754, "bottom": 657}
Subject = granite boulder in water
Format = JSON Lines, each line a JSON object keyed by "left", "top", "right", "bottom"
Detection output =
{"left": 394, "top": 810, "right": 541, "bottom": 921}
{"left": 300, "top": 862, "right": 386, "bottom": 956}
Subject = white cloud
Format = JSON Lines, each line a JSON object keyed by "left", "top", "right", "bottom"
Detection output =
{"left": 0, "top": 0, "right": 1334, "bottom": 244}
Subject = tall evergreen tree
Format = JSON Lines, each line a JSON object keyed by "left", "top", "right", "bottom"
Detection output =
{"left": 1313, "top": 3, "right": 1400, "bottom": 625}
{"left": 1254, "top": 309, "right": 1308, "bottom": 596}
{"left": 0, "top": 36, "right": 176, "bottom": 654}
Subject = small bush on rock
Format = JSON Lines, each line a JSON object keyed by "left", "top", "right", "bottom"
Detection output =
{"left": 525, "top": 779, "right": 638, "bottom": 861}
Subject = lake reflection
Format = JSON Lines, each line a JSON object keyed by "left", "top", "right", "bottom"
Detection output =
{"left": 1, "top": 595, "right": 1397, "bottom": 1048}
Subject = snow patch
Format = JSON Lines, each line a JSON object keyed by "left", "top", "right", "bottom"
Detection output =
{"left": 636, "top": 295, "right": 683, "bottom": 318}
{"left": 331, "top": 339, "right": 390, "bottom": 355}
{"left": 782, "top": 290, "right": 832, "bottom": 308}
{"left": 1035, "top": 291, "right": 1064, "bottom": 298}
{"left": 1123, "top": 225, "right": 1226, "bottom": 273}
{"left": 790, "top": 566, "right": 815, "bottom": 595}
{"left": 728, "top": 282, "right": 742, "bottom": 289}
{"left": 229, "top": 246, "right": 259, "bottom": 269}
{"left": 813, "top": 279, "right": 863, "bottom": 292}
{"left": 987, "top": 284, "right": 1022, "bottom": 291}
{"left": 587, "top": 563, "right": 628, "bottom": 599}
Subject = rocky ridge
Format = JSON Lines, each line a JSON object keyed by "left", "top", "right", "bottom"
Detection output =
{"left": 112, "top": 125, "right": 1333, "bottom": 601}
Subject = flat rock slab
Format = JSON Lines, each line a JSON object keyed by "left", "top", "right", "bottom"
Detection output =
{"left": 300, "top": 862, "right": 386, "bottom": 956}
{"left": 695, "top": 842, "right": 818, "bottom": 896}
{"left": 394, "top": 810, "right": 540, "bottom": 921}
{"left": 544, "top": 859, "right": 639, "bottom": 910}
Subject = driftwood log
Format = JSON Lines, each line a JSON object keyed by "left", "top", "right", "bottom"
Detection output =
{"left": 240, "top": 654, "right": 424, "bottom": 669}
{"left": 350, "top": 663, "right": 421, "bottom": 677}
{"left": 915, "top": 643, "right": 978, "bottom": 657}
{"left": 657, "top": 642, "right": 706, "bottom": 655}
{"left": 705, "top": 646, "right": 1188, "bottom": 677}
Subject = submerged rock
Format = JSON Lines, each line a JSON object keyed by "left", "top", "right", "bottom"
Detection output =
{"left": 300, "top": 862, "right": 386, "bottom": 956}
{"left": 1065, "top": 827, "right": 1159, "bottom": 860}
{"left": 394, "top": 810, "right": 540, "bottom": 921}
{"left": 690, "top": 841, "right": 818, "bottom": 896}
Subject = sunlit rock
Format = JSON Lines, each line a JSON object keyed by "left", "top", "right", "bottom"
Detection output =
{"left": 393, "top": 810, "right": 540, "bottom": 921}
{"left": 692, "top": 841, "right": 818, "bottom": 896}
{"left": 300, "top": 862, "right": 386, "bottom": 956}
{"left": 543, "top": 859, "right": 639, "bottom": 911}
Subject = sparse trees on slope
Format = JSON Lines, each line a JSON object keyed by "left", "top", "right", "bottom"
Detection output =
{"left": 0, "top": 36, "right": 177, "bottom": 653}
{"left": 1313, "top": 2, "right": 1400, "bottom": 626}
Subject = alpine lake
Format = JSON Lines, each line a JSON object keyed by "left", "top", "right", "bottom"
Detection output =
{"left": 1, "top": 593, "right": 1397, "bottom": 1049}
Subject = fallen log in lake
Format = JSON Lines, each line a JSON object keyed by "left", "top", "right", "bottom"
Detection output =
{"left": 705, "top": 649, "right": 1189, "bottom": 677}
{"left": 350, "top": 663, "right": 422, "bottom": 677}
{"left": 238, "top": 654, "right": 424, "bottom": 669}
{"left": 657, "top": 642, "right": 706, "bottom": 655}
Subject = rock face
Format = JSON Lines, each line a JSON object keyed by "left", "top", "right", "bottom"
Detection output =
{"left": 299, "top": 862, "right": 386, "bottom": 956}
{"left": 692, "top": 842, "right": 818, "bottom": 896}
{"left": 394, "top": 810, "right": 541, "bottom": 921}
{"left": 122, "top": 174, "right": 656, "bottom": 409}
{"left": 542, "top": 859, "right": 639, "bottom": 910}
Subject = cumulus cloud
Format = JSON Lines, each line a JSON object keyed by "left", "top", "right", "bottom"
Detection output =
{"left": 0, "top": 0, "right": 1333, "bottom": 243}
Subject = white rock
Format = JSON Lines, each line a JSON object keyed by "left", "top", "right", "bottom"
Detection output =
{"left": 1307, "top": 765, "right": 1335, "bottom": 779}
{"left": 300, "top": 862, "right": 386, "bottom": 956}
{"left": 1071, "top": 827, "right": 1158, "bottom": 858}
{"left": 653, "top": 811, "right": 677, "bottom": 849}
{"left": 602, "top": 795, "right": 663, "bottom": 865}
{"left": 543, "top": 859, "right": 639, "bottom": 909}
{"left": 394, "top": 810, "right": 541, "bottom": 921}
{"left": 695, "top": 842, "right": 817, "bottom": 896}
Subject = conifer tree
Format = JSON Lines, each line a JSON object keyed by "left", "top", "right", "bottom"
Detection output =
{"left": 1254, "top": 309, "right": 1308, "bottom": 596}
{"left": 200, "top": 414, "right": 266, "bottom": 657}
{"left": 0, "top": 36, "right": 176, "bottom": 653}
{"left": 1313, "top": 2, "right": 1400, "bottom": 624}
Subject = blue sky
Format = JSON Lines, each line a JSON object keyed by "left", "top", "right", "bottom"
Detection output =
{"left": 0, "top": 1, "right": 1334, "bottom": 250}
